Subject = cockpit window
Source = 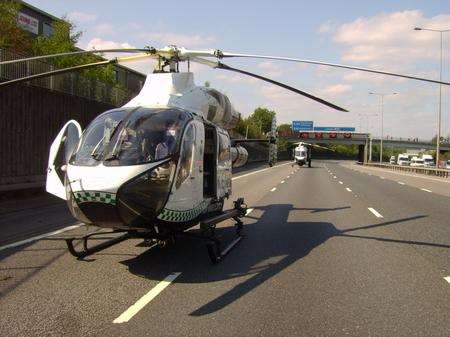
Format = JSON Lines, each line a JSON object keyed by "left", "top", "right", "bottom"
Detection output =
{"left": 70, "top": 108, "right": 190, "bottom": 167}
{"left": 70, "top": 109, "right": 126, "bottom": 166}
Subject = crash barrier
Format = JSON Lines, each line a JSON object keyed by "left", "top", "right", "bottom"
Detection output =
{"left": 365, "top": 163, "right": 450, "bottom": 178}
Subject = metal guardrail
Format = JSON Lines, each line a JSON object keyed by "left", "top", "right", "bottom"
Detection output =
{"left": 365, "top": 163, "right": 450, "bottom": 178}
{"left": 0, "top": 48, "right": 134, "bottom": 106}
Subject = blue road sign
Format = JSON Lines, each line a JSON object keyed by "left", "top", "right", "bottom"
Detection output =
{"left": 292, "top": 121, "right": 314, "bottom": 131}
{"left": 314, "top": 126, "right": 356, "bottom": 132}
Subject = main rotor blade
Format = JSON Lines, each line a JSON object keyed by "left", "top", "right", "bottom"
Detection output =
{"left": 217, "top": 63, "right": 348, "bottom": 112}
{"left": 216, "top": 51, "right": 450, "bottom": 86}
{"left": 0, "top": 48, "right": 152, "bottom": 66}
{"left": 0, "top": 54, "right": 155, "bottom": 88}
{"left": 0, "top": 60, "right": 112, "bottom": 87}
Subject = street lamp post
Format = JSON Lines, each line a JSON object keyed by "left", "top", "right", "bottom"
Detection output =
{"left": 369, "top": 92, "right": 397, "bottom": 163}
{"left": 414, "top": 27, "right": 450, "bottom": 167}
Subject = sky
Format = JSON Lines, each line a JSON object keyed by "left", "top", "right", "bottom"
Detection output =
{"left": 27, "top": 0, "right": 450, "bottom": 139}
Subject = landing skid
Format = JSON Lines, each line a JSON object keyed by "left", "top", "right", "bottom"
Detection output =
{"left": 63, "top": 198, "right": 247, "bottom": 263}
{"left": 177, "top": 198, "right": 247, "bottom": 264}
{"left": 65, "top": 230, "right": 131, "bottom": 259}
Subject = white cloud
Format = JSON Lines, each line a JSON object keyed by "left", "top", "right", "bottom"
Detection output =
{"left": 317, "top": 20, "right": 337, "bottom": 34}
{"left": 257, "top": 61, "right": 283, "bottom": 77}
{"left": 215, "top": 73, "right": 258, "bottom": 84}
{"left": 142, "top": 32, "right": 216, "bottom": 47}
{"left": 333, "top": 10, "right": 450, "bottom": 63}
{"left": 67, "top": 11, "right": 97, "bottom": 23}
{"left": 84, "top": 37, "right": 135, "bottom": 50}
{"left": 320, "top": 84, "right": 352, "bottom": 96}
{"left": 93, "top": 23, "right": 115, "bottom": 36}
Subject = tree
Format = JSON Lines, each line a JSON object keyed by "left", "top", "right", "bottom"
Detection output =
{"left": 277, "top": 123, "right": 292, "bottom": 133}
{"left": 32, "top": 17, "right": 115, "bottom": 84}
{"left": 248, "top": 107, "right": 276, "bottom": 134}
{"left": 0, "top": 1, "right": 32, "bottom": 53}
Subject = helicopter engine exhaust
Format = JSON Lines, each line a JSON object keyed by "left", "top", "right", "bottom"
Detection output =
{"left": 231, "top": 145, "right": 248, "bottom": 168}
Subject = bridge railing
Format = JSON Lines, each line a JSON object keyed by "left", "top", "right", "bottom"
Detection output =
{"left": 365, "top": 163, "right": 450, "bottom": 178}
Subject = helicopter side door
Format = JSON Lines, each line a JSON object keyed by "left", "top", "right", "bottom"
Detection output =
{"left": 168, "top": 120, "right": 205, "bottom": 214}
{"left": 46, "top": 120, "right": 82, "bottom": 200}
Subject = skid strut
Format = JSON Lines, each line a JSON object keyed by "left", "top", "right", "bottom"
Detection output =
{"left": 65, "top": 231, "right": 131, "bottom": 259}
{"left": 202, "top": 198, "right": 247, "bottom": 264}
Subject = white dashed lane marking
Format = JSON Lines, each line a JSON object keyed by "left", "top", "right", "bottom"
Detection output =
{"left": 245, "top": 208, "right": 254, "bottom": 215}
{"left": 345, "top": 187, "right": 352, "bottom": 192}
{"left": 368, "top": 207, "right": 384, "bottom": 218}
{"left": 113, "top": 272, "right": 181, "bottom": 324}
{"left": 281, "top": 180, "right": 285, "bottom": 184}
{"left": 398, "top": 181, "right": 405, "bottom": 185}
{"left": 270, "top": 187, "right": 277, "bottom": 192}
{"left": 444, "top": 276, "right": 450, "bottom": 284}
{"left": 420, "top": 188, "right": 432, "bottom": 193}
{"left": 339, "top": 181, "right": 343, "bottom": 184}
{"left": 333, "top": 176, "right": 337, "bottom": 179}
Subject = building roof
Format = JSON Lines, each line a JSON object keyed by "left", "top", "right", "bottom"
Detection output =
{"left": 21, "top": 1, "right": 61, "bottom": 22}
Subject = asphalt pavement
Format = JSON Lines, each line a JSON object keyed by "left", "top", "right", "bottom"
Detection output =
{"left": 0, "top": 160, "right": 449, "bottom": 337}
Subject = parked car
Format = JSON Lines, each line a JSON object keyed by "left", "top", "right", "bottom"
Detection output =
{"left": 389, "top": 155, "right": 396, "bottom": 164}
{"left": 397, "top": 154, "right": 410, "bottom": 166}
{"left": 446, "top": 160, "right": 450, "bottom": 169}
{"left": 410, "top": 157, "right": 425, "bottom": 167}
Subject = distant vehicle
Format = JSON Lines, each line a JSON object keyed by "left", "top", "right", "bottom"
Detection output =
{"left": 410, "top": 156, "right": 425, "bottom": 167}
{"left": 421, "top": 154, "right": 435, "bottom": 167}
{"left": 389, "top": 155, "right": 396, "bottom": 164}
{"left": 446, "top": 160, "right": 450, "bottom": 170}
{"left": 397, "top": 154, "right": 410, "bottom": 166}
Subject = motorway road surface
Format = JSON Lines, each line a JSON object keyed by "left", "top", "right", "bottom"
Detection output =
{"left": 0, "top": 160, "right": 449, "bottom": 337}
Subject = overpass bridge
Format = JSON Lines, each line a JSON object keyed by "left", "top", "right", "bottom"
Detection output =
{"left": 278, "top": 131, "right": 450, "bottom": 163}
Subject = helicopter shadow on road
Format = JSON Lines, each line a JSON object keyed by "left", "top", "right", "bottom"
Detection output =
{"left": 120, "top": 203, "right": 440, "bottom": 316}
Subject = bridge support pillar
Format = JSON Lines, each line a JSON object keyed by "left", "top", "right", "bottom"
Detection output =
{"left": 358, "top": 144, "right": 366, "bottom": 163}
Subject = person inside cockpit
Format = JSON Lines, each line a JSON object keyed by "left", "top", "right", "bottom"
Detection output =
{"left": 155, "top": 121, "right": 177, "bottom": 160}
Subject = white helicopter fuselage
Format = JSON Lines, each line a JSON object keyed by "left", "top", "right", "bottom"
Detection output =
{"left": 293, "top": 144, "right": 309, "bottom": 166}
{"left": 47, "top": 72, "right": 239, "bottom": 232}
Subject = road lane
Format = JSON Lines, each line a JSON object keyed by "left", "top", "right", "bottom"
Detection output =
{"left": 327, "top": 161, "right": 450, "bottom": 274}
{"left": 0, "top": 160, "right": 449, "bottom": 337}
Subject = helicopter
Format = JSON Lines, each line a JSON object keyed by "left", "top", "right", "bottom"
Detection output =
{"left": 293, "top": 142, "right": 334, "bottom": 167}
{"left": 1, "top": 45, "right": 449, "bottom": 263}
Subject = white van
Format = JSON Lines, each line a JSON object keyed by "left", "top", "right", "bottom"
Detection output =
{"left": 389, "top": 155, "right": 396, "bottom": 164}
{"left": 397, "top": 154, "right": 410, "bottom": 166}
{"left": 410, "top": 156, "right": 424, "bottom": 167}
{"left": 421, "top": 154, "right": 435, "bottom": 167}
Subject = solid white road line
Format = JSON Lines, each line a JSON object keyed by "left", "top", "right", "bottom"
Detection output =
{"left": 245, "top": 208, "right": 254, "bottom": 215}
{"left": 368, "top": 207, "right": 384, "bottom": 218}
{"left": 281, "top": 180, "right": 285, "bottom": 184}
{"left": 339, "top": 181, "right": 343, "bottom": 184}
{"left": 270, "top": 187, "right": 277, "bottom": 192}
{"left": 444, "top": 276, "right": 450, "bottom": 284}
{"left": 420, "top": 188, "right": 432, "bottom": 193}
{"left": 0, "top": 224, "right": 82, "bottom": 252}
{"left": 232, "top": 162, "right": 291, "bottom": 181}
{"left": 113, "top": 272, "right": 181, "bottom": 324}
{"left": 345, "top": 187, "right": 352, "bottom": 192}
{"left": 398, "top": 181, "right": 405, "bottom": 185}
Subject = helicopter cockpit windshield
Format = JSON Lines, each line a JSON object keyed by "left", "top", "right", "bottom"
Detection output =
{"left": 70, "top": 108, "right": 190, "bottom": 166}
